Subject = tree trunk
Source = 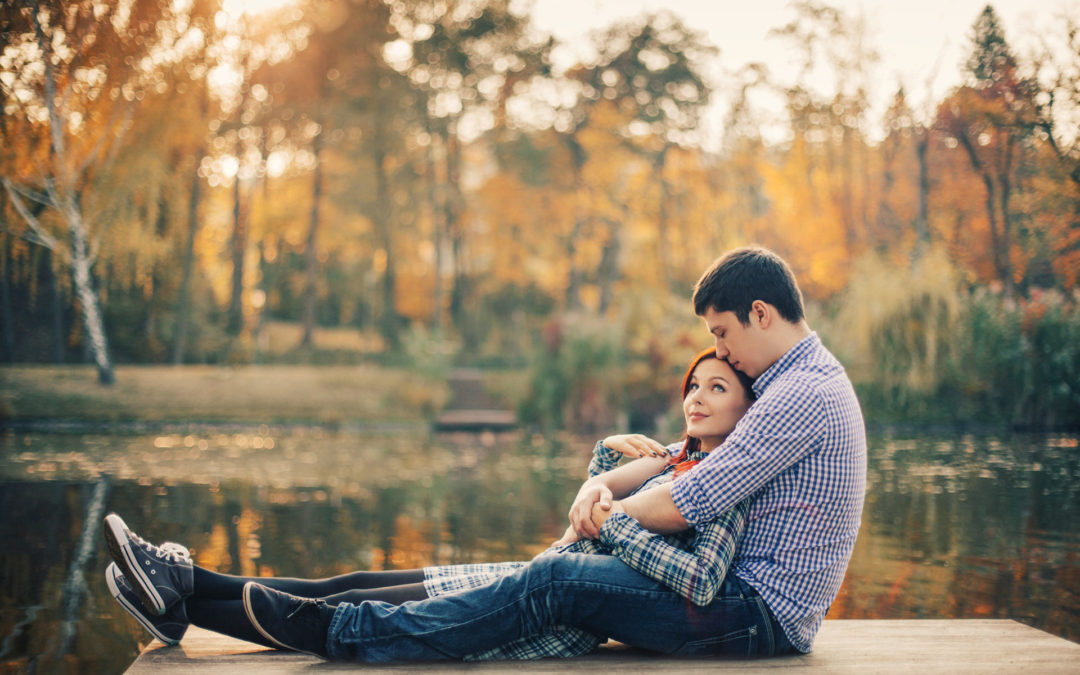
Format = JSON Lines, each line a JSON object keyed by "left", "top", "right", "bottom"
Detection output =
{"left": 300, "top": 132, "right": 323, "bottom": 348}
{"left": 445, "top": 124, "right": 467, "bottom": 330}
{"left": 143, "top": 193, "right": 169, "bottom": 358}
{"left": 47, "top": 247, "right": 65, "bottom": 363}
{"left": 564, "top": 134, "right": 587, "bottom": 311}
{"left": 565, "top": 198, "right": 584, "bottom": 310}
{"left": 597, "top": 221, "right": 621, "bottom": 314}
{"left": 957, "top": 131, "right": 1012, "bottom": 296}
{"left": 654, "top": 146, "right": 671, "bottom": 291}
{"left": 172, "top": 152, "right": 203, "bottom": 364}
{"left": 0, "top": 235, "right": 15, "bottom": 362}
{"left": 997, "top": 135, "right": 1017, "bottom": 293}
{"left": 425, "top": 113, "right": 445, "bottom": 331}
{"left": 373, "top": 87, "right": 400, "bottom": 349}
{"left": 68, "top": 211, "right": 114, "bottom": 384}
{"left": 28, "top": 5, "right": 113, "bottom": 383}
{"left": 914, "top": 125, "right": 931, "bottom": 259}
{"left": 227, "top": 160, "right": 247, "bottom": 336}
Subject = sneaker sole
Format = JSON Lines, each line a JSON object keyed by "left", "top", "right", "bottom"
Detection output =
{"left": 104, "top": 514, "right": 166, "bottom": 616}
{"left": 242, "top": 582, "right": 322, "bottom": 658}
{"left": 106, "top": 564, "right": 180, "bottom": 646}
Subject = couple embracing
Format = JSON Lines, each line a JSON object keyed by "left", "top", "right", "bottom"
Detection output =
{"left": 102, "top": 246, "right": 866, "bottom": 662}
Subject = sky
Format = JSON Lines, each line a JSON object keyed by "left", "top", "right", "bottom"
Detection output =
{"left": 528, "top": 0, "right": 1077, "bottom": 146}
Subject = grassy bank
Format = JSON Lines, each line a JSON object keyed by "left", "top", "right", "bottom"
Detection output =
{"left": 0, "top": 365, "right": 447, "bottom": 425}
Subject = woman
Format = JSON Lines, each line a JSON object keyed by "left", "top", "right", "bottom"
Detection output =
{"left": 104, "top": 349, "right": 756, "bottom": 658}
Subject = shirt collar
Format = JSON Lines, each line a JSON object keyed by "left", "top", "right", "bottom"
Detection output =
{"left": 751, "top": 331, "right": 820, "bottom": 398}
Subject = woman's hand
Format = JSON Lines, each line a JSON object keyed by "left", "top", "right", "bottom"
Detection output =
{"left": 551, "top": 525, "right": 580, "bottom": 547}
{"left": 601, "top": 434, "right": 669, "bottom": 459}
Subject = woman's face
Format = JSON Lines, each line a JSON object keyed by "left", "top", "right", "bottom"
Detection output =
{"left": 683, "top": 357, "right": 753, "bottom": 451}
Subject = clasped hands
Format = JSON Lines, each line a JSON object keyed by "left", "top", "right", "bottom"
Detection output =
{"left": 553, "top": 487, "right": 624, "bottom": 546}
{"left": 553, "top": 434, "right": 669, "bottom": 546}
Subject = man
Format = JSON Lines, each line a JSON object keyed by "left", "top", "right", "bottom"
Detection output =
{"left": 116, "top": 246, "right": 866, "bottom": 661}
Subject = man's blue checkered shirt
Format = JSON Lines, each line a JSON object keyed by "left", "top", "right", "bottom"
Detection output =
{"left": 671, "top": 332, "right": 867, "bottom": 653}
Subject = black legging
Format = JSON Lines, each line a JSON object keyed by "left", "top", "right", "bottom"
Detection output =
{"left": 186, "top": 566, "right": 428, "bottom": 647}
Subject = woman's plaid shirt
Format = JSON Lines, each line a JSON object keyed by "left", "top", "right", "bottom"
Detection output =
{"left": 422, "top": 440, "right": 750, "bottom": 660}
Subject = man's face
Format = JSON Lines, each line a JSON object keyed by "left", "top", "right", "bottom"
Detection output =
{"left": 702, "top": 307, "right": 766, "bottom": 378}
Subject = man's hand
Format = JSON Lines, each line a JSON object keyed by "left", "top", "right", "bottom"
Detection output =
{"left": 591, "top": 499, "right": 625, "bottom": 531}
{"left": 569, "top": 483, "right": 613, "bottom": 539}
{"left": 601, "top": 434, "right": 669, "bottom": 459}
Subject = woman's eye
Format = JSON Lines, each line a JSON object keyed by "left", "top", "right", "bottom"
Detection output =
{"left": 712, "top": 384, "right": 725, "bottom": 392}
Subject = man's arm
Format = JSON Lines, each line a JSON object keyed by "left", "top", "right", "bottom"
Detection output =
{"left": 591, "top": 482, "right": 688, "bottom": 534}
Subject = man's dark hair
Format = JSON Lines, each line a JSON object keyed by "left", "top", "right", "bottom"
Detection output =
{"left": 692, "top": 246, "right": 805, "bottom": 325}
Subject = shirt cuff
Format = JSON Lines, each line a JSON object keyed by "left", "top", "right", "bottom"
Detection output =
{"left": 597, "top": 511, "right": 639, "bottom": 547}
{"left": 670, "top": 474, "right": 704, "bottom": 525}
{"left": 593, "top": 440, "right": 622, "bottom": 462}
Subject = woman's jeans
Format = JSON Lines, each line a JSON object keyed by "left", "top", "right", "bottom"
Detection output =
{"left": 326, "top": 552, "right": 794, "bottom": 662}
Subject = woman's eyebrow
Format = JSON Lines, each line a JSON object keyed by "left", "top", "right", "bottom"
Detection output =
{"left": 709, "top": 376, "right": 730, "bottom": 385}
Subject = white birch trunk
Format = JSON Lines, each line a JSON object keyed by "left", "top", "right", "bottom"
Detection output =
{"left": 31, "top": 5, "right": 116, "bottom": 384}
{"left": 67, "top": 205, "right": 115, "bottom": 384}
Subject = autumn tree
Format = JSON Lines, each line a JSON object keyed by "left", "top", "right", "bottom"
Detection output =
{"left": 384, "top": 0, "right": 549, "bottom": 335}
{"left": 1030, "top": 13, "right": 1080, "bottom": 286}
{"left": 247, "top": 0, "right": 399, "bottom": 347}
{"left": 0, "top": 0, "right": 198, "bottom": 383}
{"left": 936, "top": 5, "right": 1038, "bottom": 296}
{"left": 766, "top": 0, "right": 880, "bottom": 290}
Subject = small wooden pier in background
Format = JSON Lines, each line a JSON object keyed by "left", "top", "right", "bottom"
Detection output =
{"left": 434, "top": 369, "right": 517, "bottom": 432}
{"left": 128, "top": 620, "right": 1079, "bottom": 673}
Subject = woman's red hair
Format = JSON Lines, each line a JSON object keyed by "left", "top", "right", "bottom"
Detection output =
{"left": 669, "top": 348, "right": 755, "bottom": 475}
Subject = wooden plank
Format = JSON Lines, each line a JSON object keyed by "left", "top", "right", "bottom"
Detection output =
{"left": 127, "top": 620, "right": 1080, "bottom": 673}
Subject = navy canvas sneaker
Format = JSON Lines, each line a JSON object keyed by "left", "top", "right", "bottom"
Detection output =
{"left": 106, "top": 562, "right": 189, "bottom": 645}
{"left": 242, "top": 582, "right": 333, "bottom": 658}
{"left": 103, "top": 513, "right": 194, "bottom": 616}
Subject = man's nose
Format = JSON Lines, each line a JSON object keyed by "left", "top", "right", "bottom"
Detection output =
{"left": 714, "top": 339, "right": 728, "bottom": 358}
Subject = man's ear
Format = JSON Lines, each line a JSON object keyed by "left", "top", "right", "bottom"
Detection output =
{"left": 750, "top": 300, "right": 772, "bottom": 329}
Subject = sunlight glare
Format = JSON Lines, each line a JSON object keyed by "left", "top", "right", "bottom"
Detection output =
{"left": 222, "top": 0, "right": 295, "bottom": 19}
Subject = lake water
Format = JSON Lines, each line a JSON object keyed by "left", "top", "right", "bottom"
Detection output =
{"left": 1, "top": 428, "right": 1077, "bottom": 672}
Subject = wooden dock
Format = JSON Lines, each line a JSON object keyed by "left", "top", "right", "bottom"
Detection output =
{"left": 433, "top": 369, "right": 517, "bottom": 432}
{"left": 128, "top": 620, "right": 1080, "bottom": 673}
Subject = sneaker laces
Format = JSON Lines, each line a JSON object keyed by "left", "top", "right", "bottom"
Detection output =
{"left": 286, "top": 598, "right": 320, "bottom": 620}
{"left": 160, "top": 542, "right": 192, "bottom": 562}
{"left": 129, "top": 528, "right": 192, "bottom": 563}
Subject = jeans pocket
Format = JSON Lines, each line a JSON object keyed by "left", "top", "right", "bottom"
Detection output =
{"left": 673, "top": 624, "right": 758, "bottom": 657}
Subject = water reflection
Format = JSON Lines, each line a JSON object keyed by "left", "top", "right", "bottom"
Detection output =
{"left": 833, "top": 432, "right": 1080, "bottom": 640}
{"left": 0, "top": 429, "right": 1077, "bottom": 672}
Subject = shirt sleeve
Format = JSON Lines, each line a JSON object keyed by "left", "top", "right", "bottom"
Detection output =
{"left": 597, "top": 500, "right": 749, "bottom": 606}
{"left": 671, "top": 382, "right": 827, "bottom": 525}
{"left": 587, "top": 440, "right": 622, "bottom": 477}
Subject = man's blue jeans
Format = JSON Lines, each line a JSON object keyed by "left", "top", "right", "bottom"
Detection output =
{"left": 326, "top": 553, "right": 793, "bottom": 662}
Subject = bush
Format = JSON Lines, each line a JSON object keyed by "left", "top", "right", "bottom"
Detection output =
{"left": 831, "top": 251, "right": 1080, "bottom": 429}
{"left": 517, "top": 313, "right": 625, "bottom": 434}
{"left": 940, "top": 288, "right": 1080, "bottom": 428}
